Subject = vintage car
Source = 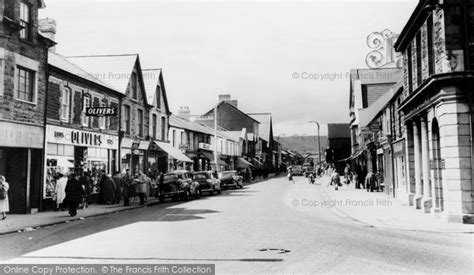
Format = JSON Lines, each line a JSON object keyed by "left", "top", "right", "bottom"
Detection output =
{"left": 218, "top": 170, "right": 243, "bottom": 189}
{"left": 192, "top": 171, "right": 221, "bottom": 195}
{"left": 158, "top": 170, "right": 200, "bottom": 202}
{"left": 292, "top": 166, "right": 304, "bottom": 176}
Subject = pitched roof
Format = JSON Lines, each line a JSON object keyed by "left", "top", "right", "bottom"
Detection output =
{"left": 359, "top": 80, "right": 404, "bottom": 128}
{"left": 142, "top": 69, "right": 162, "bottom": 104}
{"left": 169, "top": 115, "right": 213, "bottom": 135}
{"left": 66, "top": 54, "right": 138, "bottom": 94}
{"left": 48, "top": 51, "right": 120, "bottom": 94}
{"left": 248, "top": 113, "right": 272, "bottom": 142}
{"left": 202, "top": 101, "right": 261, "bottom": 124}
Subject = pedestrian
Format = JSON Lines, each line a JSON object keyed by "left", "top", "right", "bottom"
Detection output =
{"left": 55, "top": 173, "right": 68, "bottom": 210}
{"left": 287, "top": 169, "right": 295, "bottom": 184}
{"left": 134, "top": 171, "right": 147, "bottom": 205}
{"left": 78, "top": 171, "right": 91, "bottom": 209}
{"left": 365, "top": 171, "right": 377, "bottom": 192}
{"left": 65, "top": 173, "right": 85, "bottom": 217}
{"left": 122, "top": 169, "right": 133, "bottom": 206}
{"left": 309, "top": 172, "right": 315, "bottom": 184}
{"left": 112, "top": 171, "right": 124, "bottom": 204}
{"left": 102, "top": 173, "right": 116, "bottom": 205}
{"left": 328, "top": 171, "right": 341, "bottom": 190}
{"left": 0, "top": 175, "right": 9, "bottom": 220}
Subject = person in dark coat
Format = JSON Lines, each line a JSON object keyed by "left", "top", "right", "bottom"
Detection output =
{"left": 78, "top": 171, "right": 91, "bottom": 208}
{"left": 122, "top": 169, "right": 133, "bottom": 206}
{"left": 65, "top": 173, "right": 85, "bottom": 217}
{"left": 365, "top": 171, "right": 377, "bottom": 192}
{"left": 112, "top": 171, "right": 124, "bottom": 204}
{"left": 102, "top": 174, "right": 116, "bottom": 205}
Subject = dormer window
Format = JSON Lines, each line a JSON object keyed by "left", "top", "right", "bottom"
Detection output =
{"left": 19, "top": 2, "right": 31, "bottom": 40}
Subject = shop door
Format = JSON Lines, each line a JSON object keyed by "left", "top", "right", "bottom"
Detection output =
{"left": 74, "top": 146, "right": 87, "bottom": 172}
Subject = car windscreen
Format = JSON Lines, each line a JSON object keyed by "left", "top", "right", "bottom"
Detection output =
{"left": 163, "top": 175, "right": 178, "bottom": 181}
{"left": 193, "top": 174, "right": 209, "bottom": 180}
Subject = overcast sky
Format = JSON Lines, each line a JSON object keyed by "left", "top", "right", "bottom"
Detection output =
{"left": 40, "top": 0, "right": 418, "bottom": 136}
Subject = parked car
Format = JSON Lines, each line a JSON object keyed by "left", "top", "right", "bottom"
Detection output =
{"left": 218, "top": 170, "right": 243, "bottom": 189}
{"left": 192, "top": 171, "right": 221, "bottom": 195}
{"left": 158, "top": 170, "right": 200, "bottom": 202}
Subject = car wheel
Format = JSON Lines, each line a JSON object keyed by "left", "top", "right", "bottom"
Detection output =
{"left": 196, "top": 189, "right": 201, "bottom": 199}
{"left": 184, "top": 190, "right": 190, "bottom": 201}
{"left": 238, "top": 183, "right": 243, "bottom": 189}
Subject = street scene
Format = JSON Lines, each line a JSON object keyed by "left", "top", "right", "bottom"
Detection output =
{"left": 0, "top": 0, "right": 474, "bottom": 274}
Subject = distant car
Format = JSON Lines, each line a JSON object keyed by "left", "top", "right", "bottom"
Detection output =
{"left": 218, "top": 170, "right": 243, "bottom": 189}
{"left": 192, "top": 171, "right": 221, "bottom": 195}
{"left": 158, "top": 170, "right": 200, "bottom": 202}
{"left": 292, "top": 166, "right": 304, "bottom": 176}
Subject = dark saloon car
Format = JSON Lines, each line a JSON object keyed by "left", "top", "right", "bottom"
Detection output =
{"left": 192, "top": 171, "right": 221, "bottom": 195}
{"left": 218, "top": 170, "right": 243, "bottom": 189}
{"left": 158, "top": 170, "right": 200, "bottom": 202}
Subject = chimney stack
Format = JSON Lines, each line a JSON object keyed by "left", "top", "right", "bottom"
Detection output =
{"left": 218, "top": 94, "right": 237, "bottom": 108}
{"left": 178, "top": 106, "right": 191, "bottom": 121}
{"left": 39, "top": 18, "right": 57, "bottom": 52}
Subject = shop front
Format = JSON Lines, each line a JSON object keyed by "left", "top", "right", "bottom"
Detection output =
{"left": 120, "top": 138, "right": 149, "bottom": 173}
{"left": 392, "top": 139, "right": 406, "bottom": 200}
{"left": 0, "top": 121, "right": 44, "bottom": 214}
{"left": 44, "top": 125, "right": 118, "bottom": 210}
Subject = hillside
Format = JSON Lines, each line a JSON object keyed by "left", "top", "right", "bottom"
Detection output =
{"left": 277, "top": 135, "right": 328, "bottom": 156}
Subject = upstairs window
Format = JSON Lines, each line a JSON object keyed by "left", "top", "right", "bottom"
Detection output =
{"left": 131, "top": 72, "right": 138, "bottom": 100}
{"left": 152, "top": 114, "right": 157, "bottom": 139}
{"left": 161, "top": 117, "right": 166, "bottom": 141}
{"left": 17, "top": 66, "right": 35, "bottom": 102}
{"left": 19, "top": 2, "right": 31, "bottom": 40}
{"left": 156, "top": 86, "right": 161, "bottom": 109}
{"left": 137, "top": 109, "right": 143, "bottom": 137}
{"left": 415, "top": 32, "right": 422, "bottom": 86}
{"left": 124, "top": 105, "right": 131, "bottom": 134}
{"left": 99, "top": 101, "right": 107, "bottom": 130}
{"left": 82, "top": 96, "right": 91, "bottom": 127}
{"left": 60, "top": 88, "right": 70, "bottom": 122}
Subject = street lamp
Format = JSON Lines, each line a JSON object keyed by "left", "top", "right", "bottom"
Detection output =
{"left": 308, "top": 121, "right": 321, "bottom": 166}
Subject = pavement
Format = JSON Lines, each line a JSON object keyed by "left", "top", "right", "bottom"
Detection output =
{"left": 1, "top": 176, "right": 472, "bottom": 273}
{"left": 315, "top": 175, "right": 474, "bottom": 233}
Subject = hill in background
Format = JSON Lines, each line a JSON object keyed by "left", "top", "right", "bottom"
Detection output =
{"left": 276, "top": 135, "right": 328, "bottom": 156}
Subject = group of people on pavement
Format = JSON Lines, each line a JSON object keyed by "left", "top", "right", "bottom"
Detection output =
{"left": 50, "top": 168, "right": 166, "bottom": 217}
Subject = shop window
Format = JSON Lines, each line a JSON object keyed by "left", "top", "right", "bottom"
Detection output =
{"left": 61, "top": 88, "right": 70, "bottom": 122}
{"left": 47, "top": 143, "right": 58, "bottom": 155}
{"left": 82, "top": 96, "right": 91, "bottom": 127}
{"left": 19, "top": 2, "right": 31, "bottom": 41}
{"left": 16, "top": 66, "right": 35, "bottom": 103}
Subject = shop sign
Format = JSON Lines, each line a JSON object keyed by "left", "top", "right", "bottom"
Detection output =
{"left": 85, "top": 107, "right": 117, "bottom": 116}
{"left": 47, "top": 125, "right": 117, "bottom": 149}
{"left": 179, "top": 144, "right": 189, "bottom": 151}
{"left": 198, "top": 142, "right": 211, "bottom": 150}
{"left": 376, "top": 148, "right": 384, "bottom": 154}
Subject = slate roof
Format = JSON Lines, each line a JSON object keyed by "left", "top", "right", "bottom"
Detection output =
{"left": 66, "top": 54, "right": 138, "bottom": 94}
{"left": 48, "top": 51, "right": 121, "bottom": 94}
{"left": 142, "top": 69, "right": 162, "bottom": 105}
{"left": 248, "top": 113, "right": 272, "bottom": 142}
{"left": 169, "top": 115, "right": 213, "bottom": 135}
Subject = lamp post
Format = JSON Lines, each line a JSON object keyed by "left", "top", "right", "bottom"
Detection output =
{"left": 308, "top": 121, "right": 321, "bottom": 166}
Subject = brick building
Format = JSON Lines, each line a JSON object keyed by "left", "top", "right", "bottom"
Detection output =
{"left": 0, "top": 0, "right": 54, "bottom": 213}
{"left": 394, "top": 0, "right": 473, "bottom": 223}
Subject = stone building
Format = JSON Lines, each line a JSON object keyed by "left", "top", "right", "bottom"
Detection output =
{"left": 44, "top": 50, "right": 123, "bottom": 209}
{"left": 66, "top": 54, "right": 153, "bottom": 173}
{"left": 0, "top": 0, "right": 54, "bottom": 213}
{"left": 394, "top": 0, "right": 473, "bottom": 223}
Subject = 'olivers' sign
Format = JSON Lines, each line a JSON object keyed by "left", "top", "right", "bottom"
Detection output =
{"left": 85, "top": 107, "right": 117, "bottom": 116}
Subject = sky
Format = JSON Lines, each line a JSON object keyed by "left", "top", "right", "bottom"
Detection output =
{"left": 40, "top": 0, "right": 418, "bottom": 136}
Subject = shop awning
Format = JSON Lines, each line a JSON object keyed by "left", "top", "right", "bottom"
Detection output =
{"left": 121, "top": 138, "right": 134, "bottom": 148}
{"left": 337, "top": 150, "right": 363, "bottom": 162}
{"left": 252, "top": 158, "right": 264, "bottom": 167}
{"left": 200, "top": 151, "right": 214, "bottom": 161}
{"left": 153, "top": 141, "right": 193, "bottom": 163}
{"left": 236, "top": 157, "right": 254, "bottom": 168}
{"left": 138, "top": 140, "right": 150, "bottom": 150}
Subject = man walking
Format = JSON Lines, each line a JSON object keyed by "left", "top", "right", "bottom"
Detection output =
{"left": 122, "top": 169, "right": 133, "bottom": 206}
{"left": 112, "top": 171, "right": 124, "bottom": 204}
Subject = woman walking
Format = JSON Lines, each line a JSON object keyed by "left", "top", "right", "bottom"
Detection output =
{"left": 55, "top": 173, "right": 68, "bottom": 210}
{"left": 0, "top": 175, "right": 9, "bottom": 220}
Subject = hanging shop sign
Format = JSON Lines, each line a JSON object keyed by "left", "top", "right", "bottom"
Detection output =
{"left": 85, "top": 107, "right": 117, "bottom": 116}
{"left": 198, "top": 142, "right": 211, "bottom": 151}
{"left": 47, "top": 125, "right": 118, "bottom": 150}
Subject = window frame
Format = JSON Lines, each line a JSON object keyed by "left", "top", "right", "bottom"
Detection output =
{"left": 82, "top": 95, "right": 91, "bottom": 127}
{"left": 60, "top": 88, "right": 71, "bottom": 122}
{"left": 124, "top": 105, "right": 131, "bottom": 134}
{"left": 137, "top": 109, "right": 144, "bottom": 137}
{"left": 19, "top": 1, "right": 31, "bottom": 41}
{"left": 152, "top": 114, "right": 157, "bottom": 139}
{"left": 99, "top": 100, "right": 107, "bottom": 130}
{"left": 131, "top": 72, "right": 138, "bottom": 100}
{"left": 16, "top": 66, "right": 35, "bottom": 103}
